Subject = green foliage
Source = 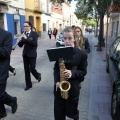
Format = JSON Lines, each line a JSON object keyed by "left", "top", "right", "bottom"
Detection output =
{"left": 75, "top": 0, "right": 93, "bottom": 19}
{"left": 82, "top": 19, "right": 96, "bottom": 27}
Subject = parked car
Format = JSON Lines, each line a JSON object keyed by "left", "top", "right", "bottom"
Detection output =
{"left": 106, "top": 35, "right": 120, "bottom": 119}
{"left": 88, "top": 28, "right": 92, "bottom": 33}
{"left": 56, "top": 38, "right": 65, "bottom": 47}
{"left": 56, "top": 29, "right": 65, "bottom": 47}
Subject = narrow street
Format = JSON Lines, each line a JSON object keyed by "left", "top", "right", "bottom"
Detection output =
{"left": 4, "top": 33, "right": 112, "bottom": 120}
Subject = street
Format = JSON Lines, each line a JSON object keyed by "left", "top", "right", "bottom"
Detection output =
{"left": 4, "top": 33, "right": 112, "bottom": 120}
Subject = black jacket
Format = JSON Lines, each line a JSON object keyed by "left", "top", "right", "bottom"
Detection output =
{"left": 0, "top": 28, "right": 12, "bottom": 83}
{"left": 54, "top": 47, "right": 87, "bottom": 83}
{"left": 83, "top": 37, "right": 90, "bottom": 54}
{"left": 18, "top": 31, "right": 38, "bottom": 57}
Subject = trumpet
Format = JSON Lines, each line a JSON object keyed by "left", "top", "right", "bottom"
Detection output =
{"left": 12, "top": 32, "right": 25, "bottom": 50}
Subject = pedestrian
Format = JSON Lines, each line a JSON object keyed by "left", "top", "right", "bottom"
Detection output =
{"left": 53, "top": 27, "right": 88, "bottom": 120}
{"left": 48, "top": 28, "right": 52, "bottom": 39}
{"left": 0, "top": 27, "right": 18, "bottom": 119}
{"left": 74, "top": 26, "right": 90, "bottom": 54}
{"left": 9, "top": 65, "right": 16, "bottom": 75}
{"left": 31, "top": 27, "right": 39, "bottom": 39}
{"left": 17, "top": 21, "right": 41, "bottom": 91}
{"left": 53, "top": 28, "right": 58, "bottom": 39}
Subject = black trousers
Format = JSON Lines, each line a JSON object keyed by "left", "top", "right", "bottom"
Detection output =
{"left": 54, "top": 34, "right": 57, "bottom": 39}
{"left": 23, "top": 56, "right": 40, "bottom": 88}
{"left": 48, "top": 34, "right": 51, "bottom": 39}
{"left": 0, "top": 82, "right": 15, "bottom": 115}
{"left": 9, "top": 65, "right": 15, "bottom": 73}
{"left": 54, "top": 81, "right": 80, "bottom": 120}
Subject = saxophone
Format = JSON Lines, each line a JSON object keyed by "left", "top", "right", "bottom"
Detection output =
{"left": 59, "top": 58, "right": 71, "bottom": 99}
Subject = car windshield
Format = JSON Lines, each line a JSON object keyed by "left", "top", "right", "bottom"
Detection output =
{"left": 115, "top": 37, "right": 120, "bottom": 53}
{"left": 111, "top": 37, "right": 120, "bottom": 53}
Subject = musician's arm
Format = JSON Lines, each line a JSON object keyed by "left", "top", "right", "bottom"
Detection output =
{"left": 54, "top": 62, "right": 60, "bottom": 83}
{"left": 71, "top": 53, "right": 87, "bottom": 82}
{"left": 0, "top": 33, "right": 12, "bottom": 58}
{"left": 18, "top": 38, "right": 26, "bottom": 47}
{"left": 84, "top": 38, "right": 90, "bottom": 54}
{"left": 25, "top": 32, "right": 37, "bottom": 46}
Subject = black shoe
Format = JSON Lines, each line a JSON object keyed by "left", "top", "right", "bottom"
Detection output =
{"left": 24, "top": 86, "right": 32, "bottom": 91}
{"left": 37, "top": 73, "right": 41, "bottom": 82}
{"left": 74, "top": 110, "right": 79, "bottom": 120}
{"left": 11, "top": 97, "right": 17, "bottom": 114}
{"left": 0, "top": 113, "right": 7, "bottom": 119}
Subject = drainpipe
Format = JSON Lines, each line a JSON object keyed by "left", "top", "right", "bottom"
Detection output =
{"left": 119, "top": 14, "right": 120, "bottom": 35}
{"left": 105, "top": 1, "right": 109, "bottom": 60}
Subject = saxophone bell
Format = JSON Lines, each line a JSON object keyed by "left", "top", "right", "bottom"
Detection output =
{"left": 60, "top": 81, "right": 71, "bottom": 99}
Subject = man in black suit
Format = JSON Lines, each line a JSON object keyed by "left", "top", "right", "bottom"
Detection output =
{"left": 54, "top": 27, "right": 87, "bottom": 120}
{"left": 0, "top": 27, "right": 17, "bottom": 119}
{"left": 18, "top": 21, "right": 41, "bottom": 91}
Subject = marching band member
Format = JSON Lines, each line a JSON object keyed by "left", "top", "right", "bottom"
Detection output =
{"left": 17, "top": 21, "right": 41, "bottom": 91}
{"left": 0, "top": 27, "right": 17, "bottom": 119}
{"left": 54, "top": 27, "right": 88, "bottom": 120}
{"left": 74, "top": 26, "right": 90, "bottom": 54}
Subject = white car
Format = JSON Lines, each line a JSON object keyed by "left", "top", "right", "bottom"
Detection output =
{"left": 56, "top": 29, "right": 65, "bottom": 47}
{"left": 56, "top": 38, "right": 65, "bottom": 47}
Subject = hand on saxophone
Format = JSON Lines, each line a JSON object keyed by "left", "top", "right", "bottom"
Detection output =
{"left": 56, "top": 82, "right": 60, "bottom": 91}
{"left": 64, "top": 69, "right": 72, "bottom": 78}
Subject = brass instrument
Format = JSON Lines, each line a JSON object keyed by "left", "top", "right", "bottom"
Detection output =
{"left": 59, "top": 58, "right": 71, "bottom": 99}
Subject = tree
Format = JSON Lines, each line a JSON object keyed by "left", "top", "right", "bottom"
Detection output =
{"left": 85, "top": 0, "right": 112, "bottom": 51}
{"left": 50, "top": 0, "right": 112, "bottom": 51}
{"left": 75, "top": 0, "right": 93, "bottom": 19}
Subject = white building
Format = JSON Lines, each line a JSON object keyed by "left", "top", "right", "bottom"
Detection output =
{"left": 0, "top": 0, "right": 25, "bottom": 45}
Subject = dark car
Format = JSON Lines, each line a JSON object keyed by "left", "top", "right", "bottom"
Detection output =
{"left": 106, "top": 35, "right": 120, "bottom": 119}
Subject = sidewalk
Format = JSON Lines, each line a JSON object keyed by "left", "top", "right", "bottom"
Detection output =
{"left": 3, "top": 34, "right": 113, "bottom": 120}
{"left": 88, "top": 36, "right": 112, "bottom": 120}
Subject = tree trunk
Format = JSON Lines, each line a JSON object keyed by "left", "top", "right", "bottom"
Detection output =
{"left": 96, "top": 14, "right": 105, "bottom": 51}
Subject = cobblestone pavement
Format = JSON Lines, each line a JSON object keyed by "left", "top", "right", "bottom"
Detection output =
{"left": 1, "top": 34, "right": 112, "bottom": 120}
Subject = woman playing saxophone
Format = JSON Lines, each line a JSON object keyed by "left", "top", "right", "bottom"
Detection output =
{"left": 53, "top": 27, "right": 88, "bottom": 120}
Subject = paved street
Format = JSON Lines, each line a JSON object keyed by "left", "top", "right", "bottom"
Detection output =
{"left": 3, "top": 33, "right": 112, "bottom": 120}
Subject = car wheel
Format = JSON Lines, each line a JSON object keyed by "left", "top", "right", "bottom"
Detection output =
{"left": 111, "top": 91, "right": 120, "bottom": 119}
{"left": 56, "top": 43, "right": 60, "bottom": 47}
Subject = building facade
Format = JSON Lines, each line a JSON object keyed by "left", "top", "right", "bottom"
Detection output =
{"left": 51, "top": 2, "right": 63, "bottom": 32}
{"left": 104, "top": 0, "right": 120, "bottom": 38}
{"left": 41, "top": 0, "right": 52, "bottom": 39}
{"left": 0, "top": 0, "right": 25, "bottom": 45}
{"left": 25, "top": 0, "right": 42, "bottom": 37}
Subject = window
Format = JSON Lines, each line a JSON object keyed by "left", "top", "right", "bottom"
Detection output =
{"left": 116, "top": 21, "right": 119, "bottom": 37}
{"left": 43, "top": 23, "right": 46, "bottom": 31}
{"left": 114, "top": 37, "right": 120, "bottom": 54}
{"left": 14, "top": 21, "right": 17, "bottom": 35}
{"left": 14, "top": 14, "right": 20, "bottom": 35}
{"left": 111, "top": 37, "right": 120, "bottom": 54}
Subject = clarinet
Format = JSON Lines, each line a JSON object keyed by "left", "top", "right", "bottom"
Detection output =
{"left": 12, "top": 32, "right": 25, "bottom": 50}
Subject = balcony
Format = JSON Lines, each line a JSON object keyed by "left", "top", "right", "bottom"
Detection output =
{"left": 0, "top": 0, "right": 11, "bottom": 4}
{"left": 109, "top": 5, "right": 120, "bottom": 13}
{"left": 109, "top": 1, "right": 120, "bottom": 13}
{"left": 34, "top": 0, "right": 41, "bottom": 13}
{"left": 109, "top": 1, "right": 120, "bottom": 17}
